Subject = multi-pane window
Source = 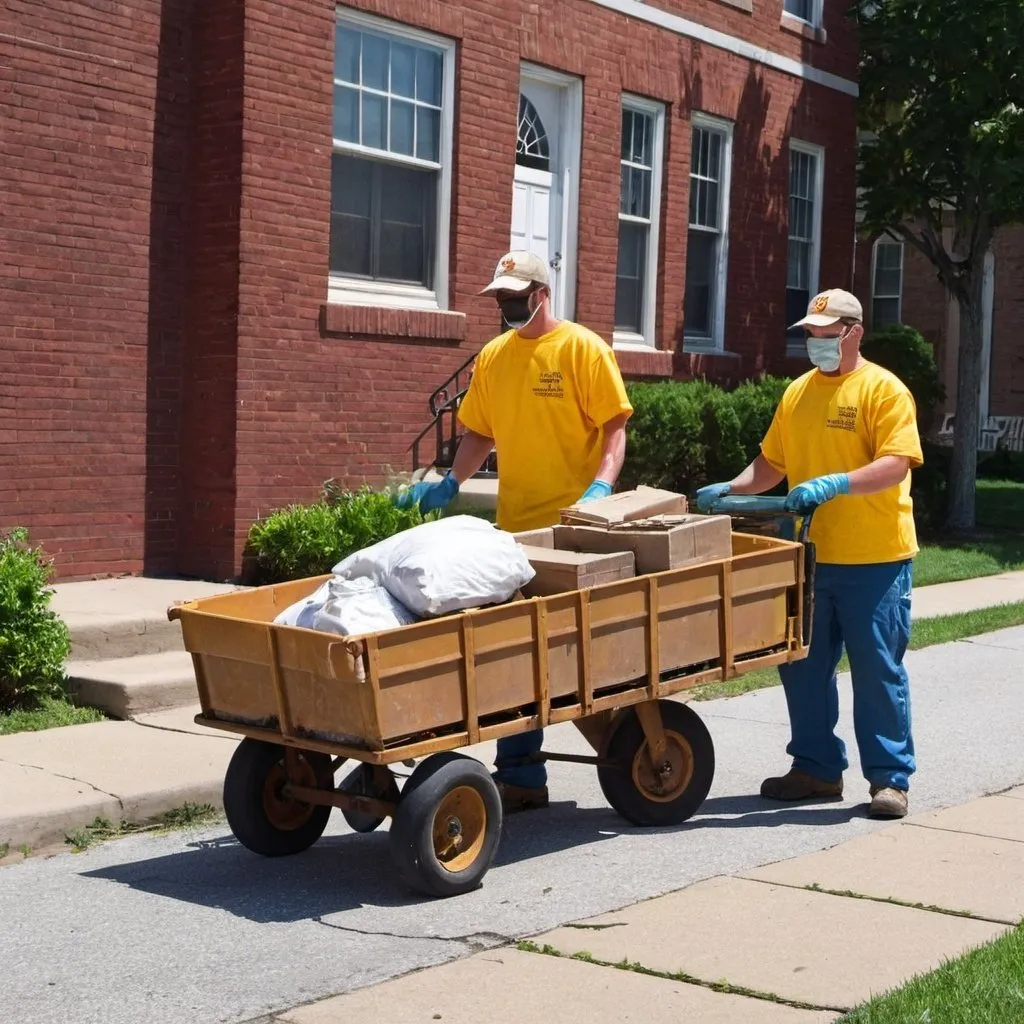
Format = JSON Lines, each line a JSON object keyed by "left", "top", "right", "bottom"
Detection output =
{"left": 615, "top": 100, "right": 664, "bottom": 344}
{"left": 331, "top": 18, "right": 452, "bottom": 302}
{"left": 786, "top": 144, "right": 822, "bottom": 341}
{"left": 872, "top": 239, "right": 904, "bottom": 327}
{"left": 784, "top": 0, "right": 815, "bottom": 22}
{"left": 684, "top": 117, "right": 732, "bottom": 347}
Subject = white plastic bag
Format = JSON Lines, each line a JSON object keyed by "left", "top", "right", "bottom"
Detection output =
{"left": 273, "top": 579, "right": 332, "bottom": 629}
{"left": 274, "top": 576, "right": 417, "bottom": 636}
{"left": 332, "top": 515, "right": 535, "bottom": 618}
{"left": 312, "top": 577, "right": 418, "bottom": 636}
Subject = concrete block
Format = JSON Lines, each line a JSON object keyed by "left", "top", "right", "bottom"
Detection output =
{"left": 534, "top": 876, "right": 1006, "bottom": 1011}
{"left": 67, "top": 651, "right": 199, "bottom": 718}
{"left": 277, "top": 946, "right": 838, "bottom": 1024}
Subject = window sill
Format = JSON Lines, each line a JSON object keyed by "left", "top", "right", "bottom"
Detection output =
{"left": 320, "top": 303, "right": 466, "bottom": 342}
{"left": 683, "top": 337, "right": 741, "bottom": 359}
{"left": 613, "top": 345, "right": 674, "bottom": 378}
{"left": 780, "top": 12, "right": 827, "bottom": 44}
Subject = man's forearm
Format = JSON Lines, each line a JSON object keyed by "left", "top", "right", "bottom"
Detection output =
{"left": 450, "top": 429, "right": 495, "bottom": 484}
{"left": 846, "top": 455, "right": 912, "bottom": 496}
{"left": 594, "top": 414, "right": 630, "bottom": 484}
{"left": 729, "top": 454, "right": 785, "bottom": 494}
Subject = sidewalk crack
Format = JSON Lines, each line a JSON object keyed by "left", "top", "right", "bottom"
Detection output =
{"left": 738, "top": 875, "right": 1013, "bottom": 926}
{"left": 0, "top": 756, "right": 124, "bottom": 812}
{"left": 312, "top": 918, "right": 511, "bottom": 953}
{"left": 516, "top": 940, "right": 847, "bottom": 1014}
{"left": 906, "top": 820, "right": 1024, "bottom": 846}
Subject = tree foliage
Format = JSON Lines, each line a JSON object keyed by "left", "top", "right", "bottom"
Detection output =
{"left": 851, "top": 0, "right": 1024, "bottom": 528}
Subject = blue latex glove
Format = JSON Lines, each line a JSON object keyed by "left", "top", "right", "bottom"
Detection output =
{"left": 580, "top": 480, "right": 613, "bottom": 503}
{"left": 694, "top": 481, "right": 731, "bottom": 513}
{"left": 784, "top": 473, "right": 850, "bottom": 513}
{"left": 394, "top": 473, "right": 460, "bottom": 514}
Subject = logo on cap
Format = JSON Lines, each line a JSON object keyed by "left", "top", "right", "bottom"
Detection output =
{"left": 501, "top": 256, "right": 516, "bottom": 273}
{"left": 811, "top": 294, "right": 830, "bottom": 313}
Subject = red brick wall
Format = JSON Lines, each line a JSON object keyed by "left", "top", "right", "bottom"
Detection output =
{"left": 0, "top": 1, "right": 168, "bottom": 578}
{"left": 0, "top": 0, "right": 859, "bottom": 579}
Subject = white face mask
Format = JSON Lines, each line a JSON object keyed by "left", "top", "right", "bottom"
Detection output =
{"left": 807, "top": 335, "right": 843, "bottom": 373}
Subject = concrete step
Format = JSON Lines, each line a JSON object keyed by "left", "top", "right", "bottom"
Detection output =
{"left": 51, "top": 578, "right": 244, "bottom": 660}
{"left": 66, "top": 651, "right": 199, "bottom": 720}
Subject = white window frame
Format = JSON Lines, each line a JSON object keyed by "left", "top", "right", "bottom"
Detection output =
{"left": 786, "top": 139, "right": 824, "bottom": 355}
{"left": 782, "top": 0, "right": 823, "bottom": 28}
{"left": 329, "top": 9, "right": 455, "bottom": 311}
{"left": 683, "top": 112, "right": 734, "bottom": 353}
{"left": 613, "top": 95, "right": 665, "bottom": 350}
{"left": 871, "top": 235, "right": 904, "bottom": 328}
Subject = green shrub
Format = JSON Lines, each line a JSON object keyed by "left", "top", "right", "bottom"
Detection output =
{"left": 979, "top": 446, "right": 1024, "bottom": 483}
{"left": 245, "top": 484, "right": 433, "bottom": 584}
{"left": 0, "top": 528, "right": 71, "bottom": 713}
{"left": 621, "top": 376, "right": 790, "bottom": 494}
{"left": 861, "top": 323, "right": 945, "bottom": 428}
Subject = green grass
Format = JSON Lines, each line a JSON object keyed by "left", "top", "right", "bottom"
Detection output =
{"left": 915, "top": 480, "right": 1024, "bottom": 587}
{"left": 692, "top": 599, "right": 1024, "bottom": 702}
{"left": 839, "top": 924, "right": 1024, "bottom": 1024}
{"left": 0, "top": 696, "right": 104, "bottom": 735}
{"left": 64, "top": 802, "right": 220, "bottom": 852}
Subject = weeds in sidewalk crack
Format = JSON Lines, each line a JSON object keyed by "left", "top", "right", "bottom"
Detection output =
{"left": 565, "top": 922, "right": 627, "bottom": 931}
{"left": 804, "top": 882, "right": 986, "bottom": 922}
{"left": 515, "top": 941, "right": 844, "bottom": 1013}
{"left": 64, "top": 803, "right": 220, "bottom": 852}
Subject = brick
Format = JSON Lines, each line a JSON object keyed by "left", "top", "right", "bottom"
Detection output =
{"left": 1, "top": 0, "right": 858, "bottom": 580}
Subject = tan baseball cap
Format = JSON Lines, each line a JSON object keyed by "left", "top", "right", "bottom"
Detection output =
{"left": 480, "top": 250, "right": 550, "bottom": 294}
{"left": 790, "top": 288, "right": 864, "bottom": 328}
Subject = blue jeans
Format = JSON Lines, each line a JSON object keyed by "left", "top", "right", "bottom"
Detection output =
{"left": 779, "top": 560, "right": 915, "bottom": 791}
{"left": 494, "top": 729, "right": 547, "bottom": 788}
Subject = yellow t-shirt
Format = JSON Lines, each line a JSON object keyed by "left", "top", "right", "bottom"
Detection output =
{"left": 760, "top": 361, "right": 924, "bottom": 565}
{"left": 457, "top": 321, "right": 633, "bottom": 533}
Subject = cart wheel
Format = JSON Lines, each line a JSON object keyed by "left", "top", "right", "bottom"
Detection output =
{"left": 340, "top": 763, "right": 400, "bottom": 833}
{"left": 223, "top": 738, "right": 333, "bottom": 857}
{"left": 598, "top": 700, "right": 715, "bottom": 827}
{"left": 389, "top": 752, "right": 502, "bottom": 898}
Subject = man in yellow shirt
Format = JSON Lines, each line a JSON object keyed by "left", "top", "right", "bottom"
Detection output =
{"left": 696, "top": 289, "right": 922, "bottom": 819}
{"left": 399, "top": 250, "right": 633, "bottom": 811}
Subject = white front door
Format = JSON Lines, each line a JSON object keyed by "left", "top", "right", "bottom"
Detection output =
{"left": 511, "top": 68, "right": 581, "bottom": 321}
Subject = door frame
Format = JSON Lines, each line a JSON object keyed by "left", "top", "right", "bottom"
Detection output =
{"left": 519, "top": 62, "right": 583, "bottom": 322}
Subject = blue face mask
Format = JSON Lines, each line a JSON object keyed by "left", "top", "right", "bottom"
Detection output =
{"left": 807, "top": 335, "right": 843, "bottom": 372}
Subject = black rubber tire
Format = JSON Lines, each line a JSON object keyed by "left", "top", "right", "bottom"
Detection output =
{"left": 340, "top": 763, "right": 400, "bottom": 833}
{"left": 223, "top": 738, "right": 333, "bottom": 857}
{"left": 389, "top": 752, "right": 502, "bottom": 898}
{"left": 597, "top": 700, "right": 715, "bottom": 827}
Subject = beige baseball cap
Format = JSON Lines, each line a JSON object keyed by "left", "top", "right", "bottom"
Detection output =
{"left": 790, "top": 288, "right": 864, "bottom": 328}
{"left": 480, "top": 250, "right": 550, "bottom": 294}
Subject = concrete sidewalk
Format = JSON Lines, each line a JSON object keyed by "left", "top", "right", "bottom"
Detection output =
{"left": 275, "top": 784, "right": 1024, "bottom": 1023}
{"left": 2, "top": 570, "right": 1024, "bottom": 854}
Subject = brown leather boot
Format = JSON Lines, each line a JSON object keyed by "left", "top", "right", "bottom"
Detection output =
{"left": 760, "top": 768, "right": 843, "bottom": 801}
{"left": 868, "top": 786, "right": 908, "bottom": 819}
{"left": 494, "top": 780, "right": 549, "bottom": 813}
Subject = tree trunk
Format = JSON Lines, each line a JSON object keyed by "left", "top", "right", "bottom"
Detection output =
{"left": 945, "top": 269, "right": 986, "bottom": 531}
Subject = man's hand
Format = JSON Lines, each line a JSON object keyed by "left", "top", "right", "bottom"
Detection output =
{"left": 784, "top": 473, "right": 849, "bottom": 513}
{"left": 395, "top": 473, "right": 460, "bottom": 514}
{"left": 579, "top": 480, "right": 613, "bottom": 503}
{"left": 694, "top": 482, "right": 731, "bottom": 513}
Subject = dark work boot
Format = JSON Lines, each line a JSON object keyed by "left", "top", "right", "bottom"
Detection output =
{"left": 760, "top": 768, "right": 843, "bottom": 801}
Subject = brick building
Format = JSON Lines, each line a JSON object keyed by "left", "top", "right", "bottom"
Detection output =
{"left": 0, "top": 0, "right": 859, "bottom": 581}
{"left": 854, "top": 225, "right": 1024, "bottom": 450}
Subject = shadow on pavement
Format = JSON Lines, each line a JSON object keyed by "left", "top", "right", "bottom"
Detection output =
{"left": 81, "top": 794, "right": 861, "bottom": 922}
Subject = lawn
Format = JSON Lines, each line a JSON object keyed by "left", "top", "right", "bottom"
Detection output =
{"left": 692, "top": 599, "right": 1024, "bottom": 702}
{"left": 0, "top": 696, "right": 104, "bottom": 735}
{"left": 839, "top": 923, "right": 1024, "bottom": 1024}
{"left": 915, "top": 479, "right": 1024, "bottom": 587}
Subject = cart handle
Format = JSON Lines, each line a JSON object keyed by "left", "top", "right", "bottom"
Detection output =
{"left": 706, "top": 494, "right": 815, "bottom": 544}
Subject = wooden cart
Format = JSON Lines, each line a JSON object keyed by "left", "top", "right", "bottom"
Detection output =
{"left": 169, "top": 503, "right": 813, "bottom": 898}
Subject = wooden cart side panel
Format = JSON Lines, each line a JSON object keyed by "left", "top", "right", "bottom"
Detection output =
{"left": 178, "top": 576, "right": 333, "bottom": 622}
{"left": 175, "top": 534, "right": 807, "bottom": 754}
